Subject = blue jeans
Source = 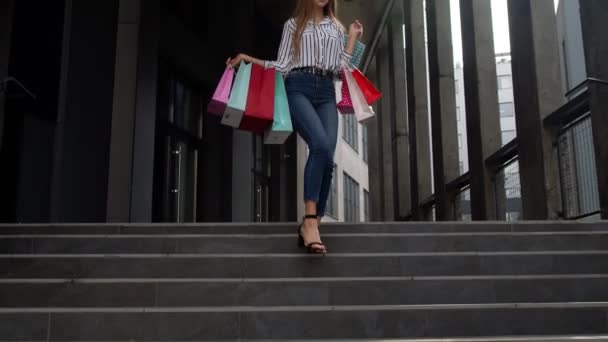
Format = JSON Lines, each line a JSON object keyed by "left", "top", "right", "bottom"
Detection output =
{"left": 285, "top": 72, "right": 338, "bottom": 217}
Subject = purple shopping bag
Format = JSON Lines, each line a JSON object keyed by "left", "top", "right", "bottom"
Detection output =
{"left": 207, "top": 67, "right": 235, "bottom": 116}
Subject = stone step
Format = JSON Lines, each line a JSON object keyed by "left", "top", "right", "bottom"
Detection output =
{"left": 1, "top": 221, "right": 607, "bottom": 235}
{"left": 2, "top": 252, "right": 608, "bottom": 279}
{"left": 2, "top": 232, "right": 608, "bottom": 254}
{"left": 2, "top": 303, "right": 608, "bottom": 340}
{"left": 1, "top": 276, "right": 607, "bottom": 307}
{"left": 237, "top": 337, "right": 608, "bottom": 342}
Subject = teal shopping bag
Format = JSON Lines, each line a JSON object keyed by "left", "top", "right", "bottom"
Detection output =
{"left": 264, "top": 73, "right": 293, "bottom": 144}
{"left": 344, "top": 36, "right": 366, "bottom": 69}
{"left": 222, "top": 62, "right": 252, "bottom": 128}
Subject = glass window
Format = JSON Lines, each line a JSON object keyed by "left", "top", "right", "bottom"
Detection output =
{"left": 502, "top": 130, "right": 517, "bottom": 145}
{"left": 457, "top": 107, "right": 461, "bottom": 121}
{"left": 499, "top": 102, "right": 515, "bottom": 118}
{"left": 498, "top": 75, "right": 512, "bottom": 89}
{"left": 342, "top": 115, "right": 359, "bottom": 152}
{"left": 458, "top": 134, "right": 463, "bottom": 149}
{"left": 362, "top": 125, "right": 368, "bottom": 163}
{"left": 343, "top": 173, "right": 360, "bottom": 222}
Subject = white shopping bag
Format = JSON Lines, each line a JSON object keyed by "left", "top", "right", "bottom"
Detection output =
{"left": 343, "top": 67, "right": 375, "bottom": 124}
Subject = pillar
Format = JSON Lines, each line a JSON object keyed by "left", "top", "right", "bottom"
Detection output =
{"left": 460, "top": 0, "right": 502, "bottom": 220}
{"left": 507, "top": 0, "right": 563, "bottom": 220}
{"left": 106, "top": 0, "right": 160, "bottom": 222}
{"left": 0, "top": 0, "right": 14, "bottom": 148}
{"left": 389, "top": 1, "right": 412, "bottom": 219}
{"left": 377, "top": 30, "right": 395, "bottom": 220}
{"left": 404, "top": 0, "right": 432, "bottom": 220}
{"left": 46, "top": 0, "right": 120, "bottom": 222}
{"left": 426, "top": 0, "right": 459, "bottom": 220}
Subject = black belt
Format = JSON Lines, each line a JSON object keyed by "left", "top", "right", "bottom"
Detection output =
{"left": 291, "top": 67, "right": 339, "bottom": 79}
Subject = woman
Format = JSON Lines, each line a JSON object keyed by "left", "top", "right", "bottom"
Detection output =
{"left": 228, "top": 0, "right": 363, "bottom": 254}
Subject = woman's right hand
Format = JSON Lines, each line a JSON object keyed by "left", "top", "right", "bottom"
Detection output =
{"left": 226, "top": 53, "right": 250, "bottom": 68}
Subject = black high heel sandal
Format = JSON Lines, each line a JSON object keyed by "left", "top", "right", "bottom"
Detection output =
{"left": 297, "top": 214, "right": 327, "bottom": 254}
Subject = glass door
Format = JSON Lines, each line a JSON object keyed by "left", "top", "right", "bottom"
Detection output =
{"left": 154, "top": 70, "right": 202, "bottom": 223}
{"left": 252, "top": 135, "right": 270, "bottom": 222}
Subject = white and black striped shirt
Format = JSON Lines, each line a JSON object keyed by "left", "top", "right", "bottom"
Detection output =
{"left": 264, "top": 17, "right": 353, "bottom": 74}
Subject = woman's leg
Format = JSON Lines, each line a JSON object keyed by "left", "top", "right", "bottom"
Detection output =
{"left": 287, "top": 92, "right": 330, "bottom": 250}
{"left": 314, "top": 99, "right": 339, "bottom": 219}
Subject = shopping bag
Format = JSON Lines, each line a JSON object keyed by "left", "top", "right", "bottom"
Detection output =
{"left": 240, "top": 64, "right": 276, "bottom": 134}
{"left": 352, "top": 68, "right": 382, "bottom": 105}
{"left": 264, "top": 73, "right": 293, "bottom": 144}
{"left": 344, "top": 36, "right": 366, "bottom": 69}
{"left": 207, "top": 67, "right": 234, "bottom": 116}
{"left": 337, "top": 70, "right": 355, "bottom": 114}
{"left": 344, "top": 68, "right": 375, "bottom": 124}
{"left": 222, "top": 62, "right": 252, "bottom": 128}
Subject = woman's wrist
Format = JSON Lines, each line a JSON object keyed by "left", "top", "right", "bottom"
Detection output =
{"left": 346, "top": 35, "right": 357, "bottom": 55}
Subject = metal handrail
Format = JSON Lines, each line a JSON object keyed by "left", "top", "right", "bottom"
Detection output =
{"left": 0, "top": 77, "right": 37, "bottom": 100}
{"left": 361, "top": 0, "right": 396, "bottom": 74}
{"left": 564, "top": 77, "right": 608, "bottom": 99}
{"left": 485, "top": 139, "right": 519, "bottom": 172}
{"left": 447, "top": 172, "right": 471, "bottom": 195}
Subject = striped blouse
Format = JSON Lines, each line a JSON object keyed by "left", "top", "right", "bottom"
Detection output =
{"left": 264, "top": 17, "right": 353, "bottom": 74}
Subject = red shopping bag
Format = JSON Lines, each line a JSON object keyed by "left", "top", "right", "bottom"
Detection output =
{"left": 337, "top": 70, "right": 355, "bottom": 114}
{"left": 352, "top": 68, "right": 382, "bottom": 105}
{"left": 240, "top": 64, "right": 276, "bottom": 134}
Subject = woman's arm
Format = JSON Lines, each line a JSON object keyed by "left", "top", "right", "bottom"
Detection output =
{"left": 342, "top": 20, "right": 364, "bottom": 64}
{"left": 226, "top": 54, "right": 265, "bottom": 68}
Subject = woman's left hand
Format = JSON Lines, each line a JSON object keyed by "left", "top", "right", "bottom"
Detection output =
{"left": 349, "top": 20, "right": 363, "bottom": 38}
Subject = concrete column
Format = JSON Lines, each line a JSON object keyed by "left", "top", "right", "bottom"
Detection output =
{"left": 507, "top": 0, "right": 563, "bottom": 220}
{"left": 377, "top": 31, "right": 395, "bottom": 221}
{"left": 129, "top": 0, "right": 160, "bottom": 222}
{"left": 107, "top": 0, "right": 141, "bottom": 222}
{"left": 404, "top": 0, "right": 432, "bottom": 220}
{"left": 389, "top": 1, "right": 412, "bottom": 219}
{"left": 426, "top": 0, "right": 459, "bottom": 220}
{"left": 579, "top": 0, "right": 608, "bottom": 219}
{"left": 0, "top": 0, "right": 14, "bottom": 149}
{"left": 106, "top": 0, "right": 160, "bottom": 222}
{"left": 460, "top": 0, "right": 502, "bottom": 220}
{"left": 50, "top": 0, "right": 120, "bottom": 222}
{"left": 230, "top": 0, "right": 255, "bottom": 222}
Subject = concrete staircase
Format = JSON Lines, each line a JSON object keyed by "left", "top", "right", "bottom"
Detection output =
{"left": 1, "top": 221, "right": 608, "bottom": 341}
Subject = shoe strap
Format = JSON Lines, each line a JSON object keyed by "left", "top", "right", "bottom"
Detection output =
{"left": 303, "top": 214, "right": 318, "bottom": 220}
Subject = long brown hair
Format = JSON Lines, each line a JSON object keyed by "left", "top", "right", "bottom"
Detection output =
{"left": 292, "top": 0, "right": 342, "bottom": 60}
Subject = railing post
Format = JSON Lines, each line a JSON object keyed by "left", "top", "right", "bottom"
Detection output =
{"left": 578, "top": 1, "right": 608, "bottom": 220}
{"left": 460, "top": 0, "right": 502, "bottom": 220}
{"left": 507, "top": 0, "right": 563, "bottom": 220}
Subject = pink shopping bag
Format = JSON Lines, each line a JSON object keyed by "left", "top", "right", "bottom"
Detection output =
{"left": 337, "top": 70, "right": 355, "bottom": 114}
{"left": 207, "top": 67, "right": 235, "bottom": 116}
